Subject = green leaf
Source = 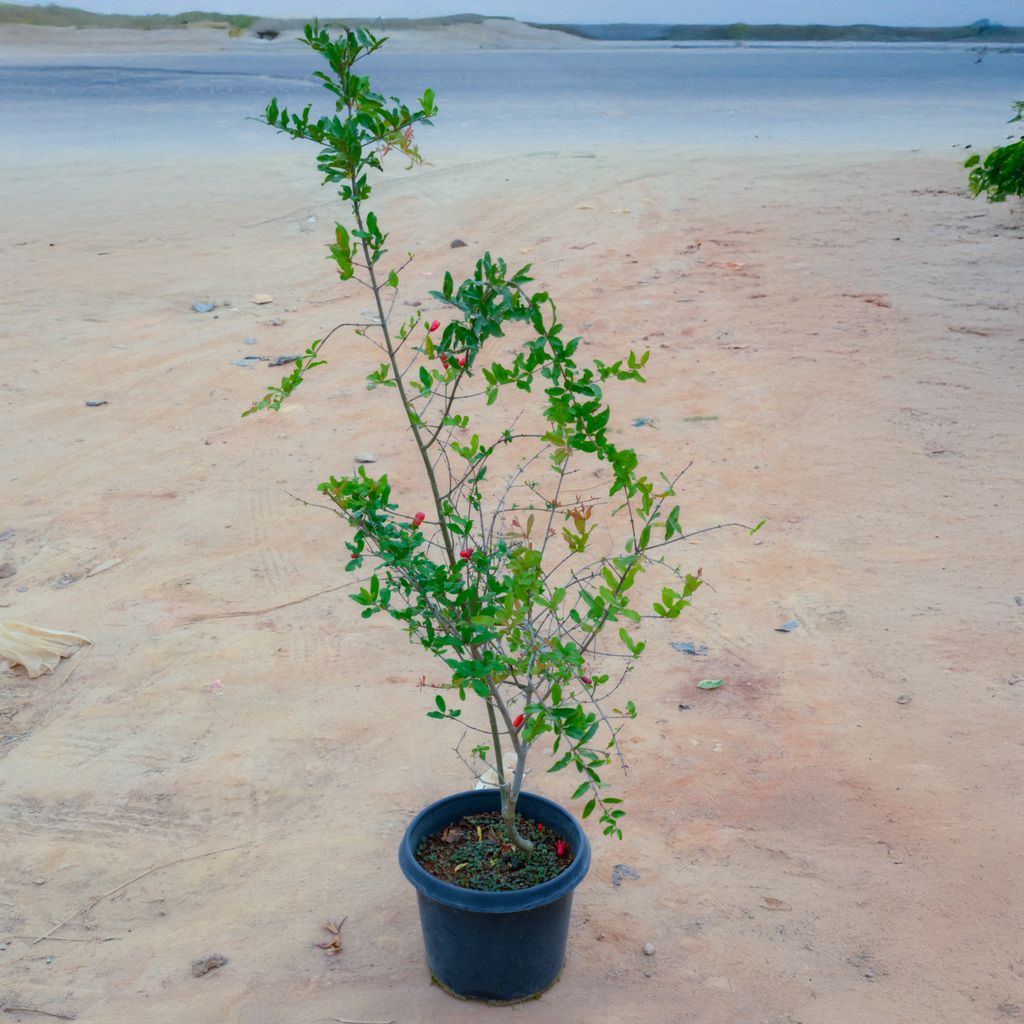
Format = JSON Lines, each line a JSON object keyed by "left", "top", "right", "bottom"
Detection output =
{"left": 582, "top": 798, "right": 596, "bottom": 819}
{"left": 387, "top": 269, "right": 399, "bottom": 288}
{"left": 749, "top": 518, "right": 766, "bottom": 536}
{"left": 572, "top": 781, "right": 590, "bottom": 800}
{"left": 435, "top": 694, "right": 446, "bottom": 712}
{"left": 697, "top": 679, "right": 724, "bottom": 690}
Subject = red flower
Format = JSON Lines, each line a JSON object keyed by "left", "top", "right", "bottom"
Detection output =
{"left": 555, "top": 839, "right": 569, "bottom": 858}
{"left": 429, "top": 319, "right": 441, "bottom": 333}
{"left": 460, "top": 548, "right": 474, "bottom": 560}
{"left": 440, "top": 355, "right": 449, "bottom": 369}
{"left": 581, "top": 676, "right": 594, "bottom": 687}
{"left": 457, "top": 355, "right": 467, "bottom": 368}
{"left": 513, "top": 714, "right": 525, "bottom": 730}
{"left": 412, "top": 511, "right": 426, "bottom": 529}
{"left": 536, "top": 823, "right": 544, "bottom": 832}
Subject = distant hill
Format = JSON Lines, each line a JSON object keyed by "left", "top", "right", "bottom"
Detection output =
{"left": 537, "top": 21, "right": 1024, "bottom": 43}
{"left": 0, "top": 4, "right": 513, "bottom": 32}
{"left": 0, "top": 2, "right": 258, "bottom": 28}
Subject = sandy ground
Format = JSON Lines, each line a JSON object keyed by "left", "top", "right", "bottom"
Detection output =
{"left": 0, "top": 20, "right": 587, "bottom": 58}
{"left": 2, "top": 100, "right": 1023, "bottom": 1024}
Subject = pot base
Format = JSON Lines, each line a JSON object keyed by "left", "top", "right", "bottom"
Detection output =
{"left": 430, "top": 967, "right": 562, "bottom": 1005}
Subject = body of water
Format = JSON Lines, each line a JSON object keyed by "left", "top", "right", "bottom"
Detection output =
{"left": 1, "top": 43, "right": 1022, "bottom": 155}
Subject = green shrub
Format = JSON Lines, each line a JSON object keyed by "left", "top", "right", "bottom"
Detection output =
{"left": 965, "top": 102, "right": 1024, "bottom": 203}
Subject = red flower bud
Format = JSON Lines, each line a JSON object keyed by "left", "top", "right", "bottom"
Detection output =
{"left": 412, "top": 511, "right": 426, "bottom": 529}
{"left": 555, "top": 839, "right": 569, "bottom": 858}
{"left": 513, "top": 714, "right": 525, "bottom": 730}
{"left": 459, "top": 548, "right": 474, "bottom": 560}
{"left": 581, "top": 676, "right": 594, "bottom": 687}
{"left": 536, "top": 823, "right": 544, "bottom": 832}
{"left": 457, "top": 356, "right": 467, "bottom": 368}
{"left": 440, "top": 355, "right": 449, "bottom": 368}
{"left": 429, "top": 319, "right": 441, "bottom": 333}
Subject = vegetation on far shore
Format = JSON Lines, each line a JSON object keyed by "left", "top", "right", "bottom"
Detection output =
{"left": 0, "top": 2, "right": 256, "bottom": 29}
{"left": 0, "top": 4, "right": 510, "bottom": 32}
{"left": 3, "top": 5, "right": 1022, "bottom": 42}
{"left": 536, "top": 20, "right": 1024, "bottom": 44}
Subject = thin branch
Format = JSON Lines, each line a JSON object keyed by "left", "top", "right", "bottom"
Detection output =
{"left": 644, "top": 521, "right": 757, "bottom": 553}
{"left": 314, "top": 1018, "right": 395, "bottom": 1024}
{"left": 2, "top": 1008, "right": 76, "bottom": 1021}
{"left": 31, "top": 845, "right": 251, "bottom": 945}
{"left": 178, "top": 582, "right": 363, "bottom": 626}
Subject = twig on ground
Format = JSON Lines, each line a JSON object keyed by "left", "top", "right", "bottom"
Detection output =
{"left": 178, "top": 583, "right": 362, "bottom": 625}
{"left": 30, "top": 844, "right": 251, "bottom": 945}
{"left": 2, "top": 1008, "right": 76, "bottom": 1021}
{"left": 316, "top": 1018, "right": 395, "bottom": 1024}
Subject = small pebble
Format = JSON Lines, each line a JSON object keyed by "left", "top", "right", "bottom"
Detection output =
{"left": 0, "top": 562, "right": 17, "bottom": 579}
{"left": 192, "top": 301, "right": 215, "bottom": 313}
{"left": 896, "top": 694, "right": 913, "bottom": 706}
{"left": 243, "top": 336, "right": 258, "bottom": 346}
{"left": 354, "top": 452, "right": 377, "bottom": 464}
{"left": 643, "top": 942, "right": 656, "bottom": 956}
{"left": 450, "top": 238, "right": 467, "bottom": 248}
{"left": 191, "top": 954, "right": 228, "bottom": 978}
{"left": 269, "top": 318, "right": 284, "bottom": 326}
{"left": 85, "top": 400, "right": 108, "bottom": 407}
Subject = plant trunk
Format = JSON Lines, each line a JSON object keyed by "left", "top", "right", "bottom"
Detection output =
{"left": 500, "top": 783, "right": 533, "bottom": 854}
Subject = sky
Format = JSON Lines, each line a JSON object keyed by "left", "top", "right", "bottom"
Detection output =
{"left": 69, "top": 0, "right": 1024, "bottom": 24}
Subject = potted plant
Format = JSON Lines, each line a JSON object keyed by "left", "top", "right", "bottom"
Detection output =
{"left": 246, "top": 24, "right": 762, "bottom": 1003}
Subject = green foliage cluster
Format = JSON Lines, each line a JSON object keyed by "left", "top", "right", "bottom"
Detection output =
{"left": 247, "top": 24, "right": 761, "bottom": 854}
{"left": 965, "top": 102, "right": 1024, "bottom": 203}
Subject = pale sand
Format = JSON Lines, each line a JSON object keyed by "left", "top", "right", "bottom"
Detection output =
{"left": 2, "top": 129, "right": 1023, "bottom": 1021}
{"left": 0, "top": 20, "right": 588, "bottom": 58}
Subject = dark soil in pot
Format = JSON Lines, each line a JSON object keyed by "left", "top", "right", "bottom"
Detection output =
{"left": 415, "top": 810, "right": 575, "bottom": 891}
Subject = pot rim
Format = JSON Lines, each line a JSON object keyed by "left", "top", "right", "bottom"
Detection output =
{"left": 398, "top": 789, "right": 592, "bottom": 913}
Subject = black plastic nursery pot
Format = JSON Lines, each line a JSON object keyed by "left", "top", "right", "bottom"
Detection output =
{"left": 398, "top": 788, "right": 592, "bottom": 1003}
